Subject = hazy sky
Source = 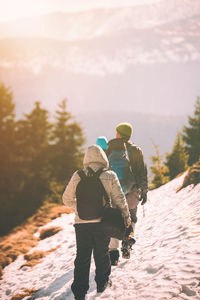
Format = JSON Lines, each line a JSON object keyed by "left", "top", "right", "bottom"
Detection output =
{"left": 0, "top": 0, "right": 162, "bottom": 21}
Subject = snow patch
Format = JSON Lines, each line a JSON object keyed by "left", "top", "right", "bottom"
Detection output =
{"left": 0, "top": 176, "right": 200, "bottom": 299}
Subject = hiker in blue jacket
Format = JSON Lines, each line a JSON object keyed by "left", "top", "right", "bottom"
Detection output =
{"left": 107, "top": 122, "right": 148, "bottom": 265}
{"left": 63, "top": 144, "right": 131, "bottom": 300}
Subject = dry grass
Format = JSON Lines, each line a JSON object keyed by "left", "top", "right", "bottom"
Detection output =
{"left": 39, "top": 226, "right": 62, "bottom": 240}
{"left": 20, "top": 248, "right": 59, "bottom": 269}
{"left": 10, "top": 288, "right": 38, "bottom": 300}
{"left": 177, "top": 160, "right": 200, "bottom": 192}
{"left": 0, "top": 203, "right": 73, "bottom": 278}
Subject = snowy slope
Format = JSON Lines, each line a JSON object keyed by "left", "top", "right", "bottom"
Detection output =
{"left": 0, "top": 174, "right": 200, "bottom": 299}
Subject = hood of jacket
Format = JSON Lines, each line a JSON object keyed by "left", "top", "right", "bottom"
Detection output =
{"left": 83, "top": 144, "right": 109, "bottom": 169}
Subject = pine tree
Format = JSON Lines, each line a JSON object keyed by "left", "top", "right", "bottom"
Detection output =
{"left": 150, "top": 144, "right": 169, "bottom": 189}
{"left": 0, "top": 83, "right": 19, "bottom": 234}
{"left": 0, "top": 83, "right": 16, "bottom": 188}
{"left": 50, "top": 99, "right": 85, "bottom": 183}
{"left": 16, "top": 101, "right": 52, "bottom": 215}
{"left": 0, "top": 84, "right": 15, "bottom": 180}
{"left": 0, "top": 91, "right": 86, "bottom": 233}
{"left": 165, "top": 133, "right": 188, "bottom": 180}
{"left": 17, "top": 101, "right": 51, "bottom": 159}
{"left": 183, "top": 97, "right": 200, "bottom": 165}
{"left": 0, "top": 83, "right": 15, "bottom": 182}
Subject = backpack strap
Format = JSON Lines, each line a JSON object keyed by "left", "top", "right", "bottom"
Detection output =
{"left": 94, "top": 167, "right": 105, "bottom": 178}
{"left": 89, "top": 167, "right": 110, "bottom": 207}
{"left": 78, "top": 167, "right": 106, "bottom": 179}
{"left": 77, "top": 169, "right": 87, "bottom": 180}
{"left": 124, "top": 142, "right": 131, "bottom": 160}
{"left": 77, "top": 167, "right": 97, "bottom": 179}
{"left": 95, "top": 168, "right": 110, "bottom": 207}
{"left": 125, "top": 142, "right": 134, "bottom": 172}
{"left": 86, "top": 167, "right": 105, "bottom": 178}
{"left": 86, "top": 167, "right": 95, "bottom": 177}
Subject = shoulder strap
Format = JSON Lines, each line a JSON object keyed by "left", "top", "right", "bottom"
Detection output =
{"left": 86, "top": 167, "right": 105, "bottom": 178}
{"left": 124, "top": 142, "right": 132, "bottom": 169}
{"left": 77, "top": 169, "right": 87, "bottom": 180}
{"left": 95, "top": 168, "right": 110, "bottom": 207}
{"left": 78, "top": 167, "right": 98, "bottom": 178}
{"left": 124, "top": 142, "right": 131, "bottom": 158}
{"left": 94, "top": 167, "right": 105, "bottom": 178}
{"left": 86, "top": 167, "right": 95, "bottom": 177}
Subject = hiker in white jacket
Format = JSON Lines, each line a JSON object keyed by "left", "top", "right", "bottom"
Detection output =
{"left": 63, "top": 144, "right": 131, "bottom": 300}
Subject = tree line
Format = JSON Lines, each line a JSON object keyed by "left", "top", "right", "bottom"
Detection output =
{"left": 0, "top": 83, "right": 85, "bottom": 235}
{"left": 0, "top": 82, "right": 199, "bottom": 235}
{"left": 150, "top": 97, "right": 200, "bottom": 189}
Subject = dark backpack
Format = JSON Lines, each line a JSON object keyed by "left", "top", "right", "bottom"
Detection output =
{"left": 108, "top": 143, "right": 134, "bottom": 194}
{"left": 76, "top": 167, "right": 106, "bottom": 220}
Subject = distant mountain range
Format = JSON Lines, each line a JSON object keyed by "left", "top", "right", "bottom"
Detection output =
{"left": 0, "top": 0, "right": 199, "bottom": 164}
{"left": 0, "top": 0, "right": 200, "bottom": 40}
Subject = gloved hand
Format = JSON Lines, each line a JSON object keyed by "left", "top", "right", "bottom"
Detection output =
{"left": 124, "top": 215, "right": 132, "bottom": 228}
{"left": 139, "top": 191, "right": 147, "bottom": 205}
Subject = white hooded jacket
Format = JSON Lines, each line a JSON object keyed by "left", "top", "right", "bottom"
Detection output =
{"left": 62, "top": 144, "right": 131, "bottom": 224}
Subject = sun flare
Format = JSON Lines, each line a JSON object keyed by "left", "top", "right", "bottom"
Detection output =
{"left": 1, "top": 0, "right": 47, "bottom": 21}
{"left": 0, "top": 0, "right": 162, "bottom": 22}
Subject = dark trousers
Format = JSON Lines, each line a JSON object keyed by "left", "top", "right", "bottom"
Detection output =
{"left": 71, "top": 223, "right": 111, "bottom": 297}
{"left": 129, "top": 208, "right": 138, "bottom": 223}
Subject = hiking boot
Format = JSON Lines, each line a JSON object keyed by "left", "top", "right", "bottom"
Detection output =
{"left": 109, "top": 250, "right": 119, "bottom": 266}
{"left": 121, "top": 237, "right": 136, "bottom": 259}
{"left": 97, "top": 279, "right": 112, "bottom": 293}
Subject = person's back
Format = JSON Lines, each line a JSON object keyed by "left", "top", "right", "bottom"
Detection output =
{"left": 107, "top": 122, "right": 148, "bottom": 264}
{"left": 63, "top": 144, "right": 131, "bottom": 299}
{"left": 107, "top": 137, "right": 147, "bottom": 198}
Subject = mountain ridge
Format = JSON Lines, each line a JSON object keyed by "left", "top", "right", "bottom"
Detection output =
{"left": 0, "top": 0, "right": 199, "bottom": 163}
{"left": 0, "top": 0, "right": 200, "bottom": 40}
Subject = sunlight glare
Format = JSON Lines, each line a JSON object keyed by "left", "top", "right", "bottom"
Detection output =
{"left": 1, "top": 0, "right": 47, "bottom": 21}
{"left": 0, "top": 0, "right": 162, "bottom": 21}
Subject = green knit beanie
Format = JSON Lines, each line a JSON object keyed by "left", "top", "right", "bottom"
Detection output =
{"left": 116, "top": 122, "right": 133, "bottom": 140}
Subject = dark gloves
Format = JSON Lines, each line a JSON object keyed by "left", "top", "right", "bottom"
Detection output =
{"left": 139, "top": 191, "right": 147, "bottom": 205}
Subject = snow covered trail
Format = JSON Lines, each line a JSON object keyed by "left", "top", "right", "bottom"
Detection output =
{"left": 0, "top": 174, "right": 200, "bottom": 300}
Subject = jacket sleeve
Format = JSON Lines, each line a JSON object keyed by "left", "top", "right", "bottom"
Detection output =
{"left": 110, "top": 172, "right": 131, "bottom": 219}
{"left": 62, "top": 171, "right": 79, "bottom": 209}
{"left": 129, "top": 145, "right": 148, "bottom": 194}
